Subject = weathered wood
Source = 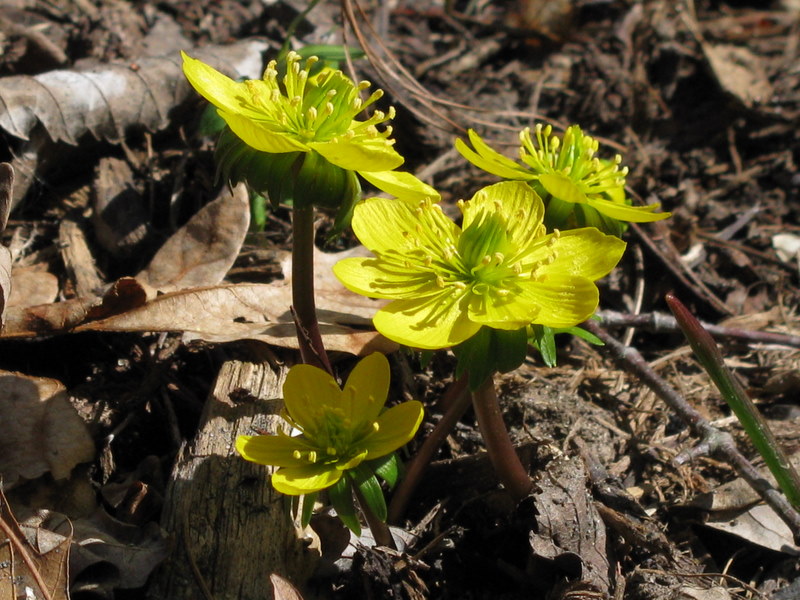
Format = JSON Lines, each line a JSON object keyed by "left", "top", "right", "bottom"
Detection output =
{"left": 150, "top": 360, "right": 314, "bottom": 600}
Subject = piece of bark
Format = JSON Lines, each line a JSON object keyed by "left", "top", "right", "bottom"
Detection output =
{"left": 150, "top": 360, "right": 316, "bottom": 600}
{"left": 59, "top": 213, "right": 104, "bottom": 298}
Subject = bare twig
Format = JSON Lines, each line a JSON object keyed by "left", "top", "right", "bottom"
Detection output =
{"left": 597, "top": 309, "right": 800, "bottom": 349}
{"left": 582, "top": 320, "right": 800, "bottom": 542}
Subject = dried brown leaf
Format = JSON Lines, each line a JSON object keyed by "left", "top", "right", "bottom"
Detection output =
{"left": 0, "top": 490, "right": 70, "bottom": 600}
{"left": 0, "top": 39, "right": 268, "bottom": 144}
{"left": 529, "top": 455, "right": 610, "bottom": 593}
{"left": 76, "top": 282, "right": 395, "bottom": 356}
{"left": 137, "top": 184, "right": 250, "bottom": 293}
{"left": 29, "top": 508, "right": 168, "bottom": 592}
{"left": 7, "top": 267, "right": 59, "bottom": 309}
{"left": 0, "top": 372, "right": 94, "bottom": 486}
{"left": 702, "top": 43, "right": 772, "bottom": 108}
{"left": 271, "top": 573, "right": 305, "bottom": 600}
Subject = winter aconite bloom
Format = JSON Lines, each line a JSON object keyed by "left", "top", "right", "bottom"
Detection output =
{"left": 334, "top": 181, "right": 627, "bottom": 350}
{"left": 181, "top": 51, "right": 436, "bottom": 201}
{"left": 456, "top": 125, "right": 669, "bottom": 235}
{"left": 236, "top": 353, "right": 423, "bottom": 495}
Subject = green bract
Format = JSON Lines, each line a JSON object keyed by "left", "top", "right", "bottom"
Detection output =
{"left": 456, "top": 124, "right": 670, "bottom": 235}
{"left": 334, "top": 181, "right": 627, "bottom": 350}
{"left": 236, "top": 353, "right": 423, "bottom": 496}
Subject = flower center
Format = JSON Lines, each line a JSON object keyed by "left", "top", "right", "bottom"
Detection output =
{"left": 246, "top": 52, "right": 396, "bottom": 146}
{"left": 456, "top": 209, "right": 521, "bottom": 297}
{"left": 518, "top": 124, "right": 627, "bottom": 199}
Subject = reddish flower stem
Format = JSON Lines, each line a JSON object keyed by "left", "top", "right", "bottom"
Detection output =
{"left": 471, "top": 375, "right": 532, "bottom": 501}
{"left": 291, "top": 204, "right": 333, "bottom": 374}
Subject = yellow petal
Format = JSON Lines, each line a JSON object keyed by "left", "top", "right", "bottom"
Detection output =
{"left": 236, "top": 434, "right": 310, "bottom": 468}
{"left": 523, "top": 275, "right": 600, "bottom": 328}
{"left": 342, "top": 353, "right": 390, "bottom": 430}
{"left": 539, "top": 173, "right": 588, "bottom": 205}
{"left": 373, "top": 293, "right": 480, "bottom": 349}
{"left": 309, "top": 138, "right": 404, "bottom": 173}
{"left": 586, "top": 196, "right": 671, "bottom": 223}
{"left": 455, "top": 131, "right": 534, "bottom": 181}
{"left": 364, "top": 401, "right": 424, "bottom": 459}
{"left": 282, "top": 364, "right": 341, "bottom": 435}
{"left": 221, "top": 110, "right": 309, "bottom": 154}
{"left": 536, "top": 228, "right": 627, "bottom": 281}
{"left": 462, "top": 181, "right": 546, "bottom": 245}
{"left": 182, "top": 52, "right": 254, "bottom": 116}
{"left": 333, "top": 257, "right": 440, "bottom": 299}
{"left": 271, "top": 464, "right": 343, "bottom": 495}
{"left": 350, "top": 196, "right": 459, "bottom": 256}
{"left": 467, "top": 289, "right": 540, "bottom": 329}
{"left": 359, "top": 170, "right": 441, "bottom": 202}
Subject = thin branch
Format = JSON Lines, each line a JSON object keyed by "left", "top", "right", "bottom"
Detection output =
{"left": 582, "top": 320, "right": 800, "bottom": 542}
{"left": 597, "top": 309, "right": 800, "bottom": 349}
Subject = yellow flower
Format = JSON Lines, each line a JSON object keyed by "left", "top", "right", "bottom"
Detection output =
{"left": 236, "top": 353, "right": 423, "bottom": 495}
{"left": 334, "top": 181, "right": 626, "bottom": 350}
{"left": 182, "top": 51, "right": 437, "bottom": 201}
{"left": 455, "top": 125, "right": 669, "bottom": 235}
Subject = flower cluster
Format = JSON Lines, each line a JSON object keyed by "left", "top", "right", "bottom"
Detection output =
{"left": 456, "top": 124, "right": 669, "bottom": 235}
{"left": 334, "top": 181, "right": 626, "bottom": 350}
{"left": 183, "top": 48, "right": 672, "bottom": 528}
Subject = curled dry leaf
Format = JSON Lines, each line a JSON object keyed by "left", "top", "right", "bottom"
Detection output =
{"left": 136, "top": 183, "right": 250, "bottom": 293}
{"left": 2, "top": 276, "right": 149, "bottom": 338}
{"left": 0, "top": 163, "right": 13, "bottom": 325}
{"left": 0, "top": 39, "right": 268, "bottom": 144}
{"left": 0, "top": 371, "right": 94, "bottom": 487}
{"left": 76, "top": 282, "right": 396, "bottom": 356}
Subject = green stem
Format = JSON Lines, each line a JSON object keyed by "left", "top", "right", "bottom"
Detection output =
{"left": 278, "top": 0, "right": 324, "bottom": 60}
{"left": 291, "top": 204, "right": 332, "bottom": 373}
{"left": 354, "top": 487, "right": 395, "bottom": 549}
{"left": 471, "top": 374, "right": 532, "bottom": 501}
{"left": 666, "top": 293, "right": 800, "bottom": 508}
{"left": 388, "top": 373, "right": 471, "bottom": 523}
